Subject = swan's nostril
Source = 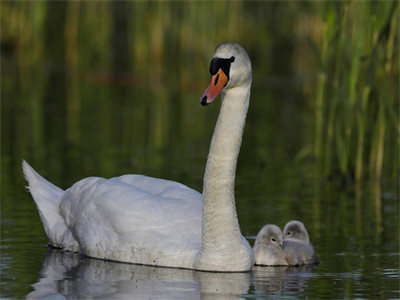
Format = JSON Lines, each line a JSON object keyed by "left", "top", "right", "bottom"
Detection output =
{"left": 201, "top": 96, "right": 208, "bottom": 106}
{"left": 214, "top": 74, "right": 220, "bottom": 86}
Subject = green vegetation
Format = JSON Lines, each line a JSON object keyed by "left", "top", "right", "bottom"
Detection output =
{"left": 306, "top": 2, "right": 399, "bottom": 183}
{"left": 2, "top": 1, "right": 397, "bottom": 184}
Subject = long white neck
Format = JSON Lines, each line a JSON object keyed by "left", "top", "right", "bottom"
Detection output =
{"left": 195, "top": 82, "right": 252, "bottom": 271}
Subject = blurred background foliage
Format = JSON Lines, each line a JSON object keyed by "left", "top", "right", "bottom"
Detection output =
{"left": 1, "top": 1, "right": 399, "bottom": 298}
{"left": 2, "top": 0, "right": 398, "bottom": 184}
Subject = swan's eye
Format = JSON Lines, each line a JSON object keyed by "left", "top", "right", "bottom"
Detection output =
{"left": 230, "top": 56, "right": 235, "bottom": 62}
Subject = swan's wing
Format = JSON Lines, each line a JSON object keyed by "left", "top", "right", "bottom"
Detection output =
{"left": 113, "top": 174, "right": 200, "bottom": 201}
{"left": 59, "top": 176, "right": 202, "bottom": 267}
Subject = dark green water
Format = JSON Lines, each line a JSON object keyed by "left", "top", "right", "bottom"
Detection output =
{"left": 1, "top": 1, "right": 399, "bottom": 298}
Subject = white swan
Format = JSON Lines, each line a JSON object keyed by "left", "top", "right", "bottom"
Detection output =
{"left": 23, "top": 42, "right": 254, "bottom": 272}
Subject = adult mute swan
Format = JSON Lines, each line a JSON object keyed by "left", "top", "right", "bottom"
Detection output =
{"left": 23, "top": 42, "right": 254, "bottom": 272}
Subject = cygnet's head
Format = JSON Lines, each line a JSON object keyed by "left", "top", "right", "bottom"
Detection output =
{"left": 200, "top": 42, "right": 252, "bottom": 106}
{"left": 255, "top": 224, "right": 284, "bottom": 248}
{"left": 283, "top": 220, "right": 310, "bottom": 245}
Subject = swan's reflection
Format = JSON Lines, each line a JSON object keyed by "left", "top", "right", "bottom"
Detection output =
{"left": 27, "top": 249, "right": 251, "bottom": 299}
{"left": 28, "top": 249, "right": 316, "bottom": 299}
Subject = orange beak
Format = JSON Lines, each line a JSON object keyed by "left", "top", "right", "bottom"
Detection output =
{"left": 200, "top": 68, "right": 229, "bottom": 106}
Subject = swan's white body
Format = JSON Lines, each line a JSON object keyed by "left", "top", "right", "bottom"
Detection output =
{"left": 23, "top": 167, "right": 203, "bottom": 267}
{"left": 23, "top": 43, "right": 254, "bottom": 272}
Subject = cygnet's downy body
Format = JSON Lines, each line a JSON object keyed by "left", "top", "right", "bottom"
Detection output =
{"left": 253, "top": 224, "right": 288, "bottom": 266}
{"left": 254, "top": 221, "right": 319, "bottom": 266}
{"left": 282, "top": 220, "right": 318, "bottom": 265}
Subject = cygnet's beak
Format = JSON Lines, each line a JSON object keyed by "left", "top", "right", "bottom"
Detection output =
{"left": 280, "top": 240, "right": 286, "bottom": 249}
{"left": 200, "top": 68, "right": 228, "bottom": 106}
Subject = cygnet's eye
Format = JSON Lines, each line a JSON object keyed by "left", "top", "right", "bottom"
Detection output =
{"left": 287, "top": 232, "right": 291, "bottom": 235}
{"left": 271, "top": 238, "right": 276, "bottom": 242}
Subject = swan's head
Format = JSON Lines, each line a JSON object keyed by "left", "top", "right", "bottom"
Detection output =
{"left": 283, "top": 220, "right": 310, "bottom": 245}
{"left": 200, "top": 42, "right": 252, "bottom": 106}
{"left": 255, "top": 224, "right": 284, "bottom": 248}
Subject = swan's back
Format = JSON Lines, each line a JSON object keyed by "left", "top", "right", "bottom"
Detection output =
{"left": 60, "top": 175, "right": 203, "bottom": 268}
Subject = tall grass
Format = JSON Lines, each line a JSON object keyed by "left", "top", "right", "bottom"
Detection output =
{"left": 310, "top": 1, "right": 399, "bottom": 183}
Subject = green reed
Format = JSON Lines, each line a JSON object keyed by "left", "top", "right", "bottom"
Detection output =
{"left": 312, "top": 1, "right": 399, "bottom": 183}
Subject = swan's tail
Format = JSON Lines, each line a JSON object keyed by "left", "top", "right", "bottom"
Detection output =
{"left": 22, "top": 160, "right": 78, "bottom": 251}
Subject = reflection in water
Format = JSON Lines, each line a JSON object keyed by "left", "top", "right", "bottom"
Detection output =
{"left": 27, "top": 249, "right": 318, "bottom": 299}
{"left": 27, "top": 249, "right": 251, "bottom": 299}
{"left": 252, "top": 265, "right": 316, "bottom": 297}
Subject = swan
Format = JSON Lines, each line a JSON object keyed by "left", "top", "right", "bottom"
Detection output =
{"left": 282, "top": 220, "right": 318, "bottom": 265}
{"left": 283, "top": 220, "right": 310, "bottom": 245}
{"left": 253, "top": 224, "right": 288, "bottom": 266}
{"left": 253, "top": 222, "right": 318, "bottom": 266}
{"left": 23, "top": 42, "right": 254, "bottom": 272}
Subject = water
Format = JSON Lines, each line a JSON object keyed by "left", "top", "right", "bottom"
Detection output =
{"left": 1, "top": 1, "right": 399, "bottom": 298}
{"left": 2, "top": 133, "right": 399, "bottom": 298}
{"left": 2, "top": 183, "right": 399, "bottom": 299}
